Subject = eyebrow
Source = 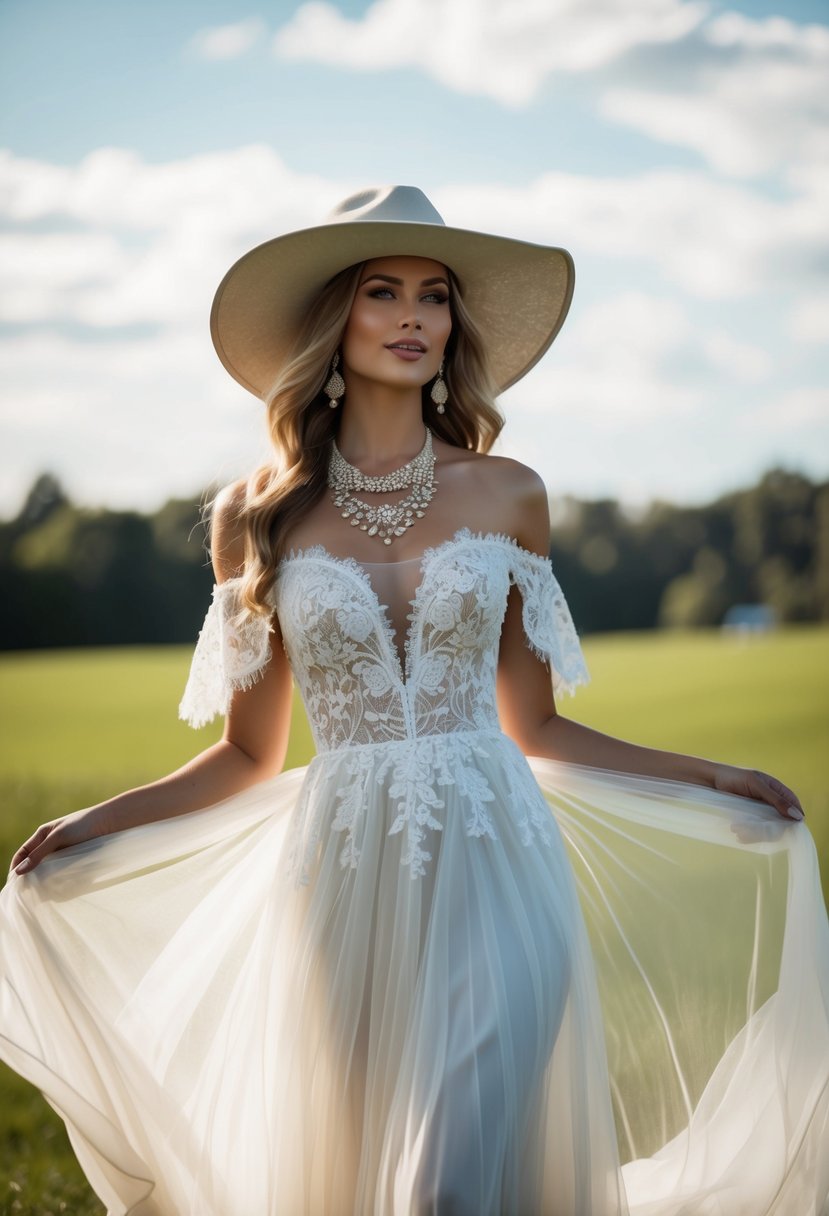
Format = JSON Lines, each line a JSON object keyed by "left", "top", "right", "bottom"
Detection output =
{"left": 361, "top": 274, "right": 450, "bottom": 288}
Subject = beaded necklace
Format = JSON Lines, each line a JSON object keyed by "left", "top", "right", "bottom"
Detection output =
{"left": 327, "top": 428, "right": 437, "bottom": 546}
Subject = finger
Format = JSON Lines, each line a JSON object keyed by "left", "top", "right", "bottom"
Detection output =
{"left": 12, "top": 845, "right": 41, "bottom": 874}
{"left": 11, "top": 824, "right": 55, "bottom": 873}
{"left": 751, "top": 772, "right": 804, "bottom": 821}
{"left": 14, "top": 843, "right": 51, "bottom": 875}
{"left": 13, "top": 824, "right": 68, "bottom": 874}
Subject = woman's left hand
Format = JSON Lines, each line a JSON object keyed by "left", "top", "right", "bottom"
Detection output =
{"left": 712, "top": 763, "right": 805, "bottom": 821}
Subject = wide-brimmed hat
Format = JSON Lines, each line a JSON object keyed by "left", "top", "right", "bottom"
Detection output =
{"left": 210, "top": 185, "right": 575, "bottom": 399}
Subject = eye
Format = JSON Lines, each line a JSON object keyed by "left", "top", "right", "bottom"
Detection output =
{"left": 367, "top": 286, "right": 395, "bottom": 299}
{"left": 422, "top": 291, "right": 449, "bottom": 305}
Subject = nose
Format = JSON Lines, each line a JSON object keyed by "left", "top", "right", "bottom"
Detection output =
{"left": 399, "top": 299, "right": 422, "bottom": 330}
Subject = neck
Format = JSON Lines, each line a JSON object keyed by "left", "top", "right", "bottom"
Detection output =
{"left": 336, "top": 382, "right": 427, "bottom": 474}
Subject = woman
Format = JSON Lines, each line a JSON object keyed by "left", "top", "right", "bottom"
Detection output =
{"left": 2, "top": 186, "right": 828, "bottom": 1215}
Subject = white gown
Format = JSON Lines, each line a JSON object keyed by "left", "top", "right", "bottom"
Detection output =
{"left": 1, "top": 527, "right": 828, "bottom": 1215}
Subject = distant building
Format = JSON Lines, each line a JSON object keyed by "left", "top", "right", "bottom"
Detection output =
{"left": 722, "top": 604, "right": 777, "bottom": 633}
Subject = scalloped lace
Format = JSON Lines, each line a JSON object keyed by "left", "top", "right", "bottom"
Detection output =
{"left": 179, "top": 529, "right": 588, "bottom": 736}
{"left": 178, "top": 580, "right": 274, "bottom": 729}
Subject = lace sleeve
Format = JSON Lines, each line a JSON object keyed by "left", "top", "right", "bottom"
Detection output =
{"left": 178, "top": 578, "right": 274, "bottom": 728}
{"left": 509, "top": 548, "right": 589, "bottom": 697}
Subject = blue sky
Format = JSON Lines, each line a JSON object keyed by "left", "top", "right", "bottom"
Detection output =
{"left": 1, "top": 0, "right": 827, "bottom": 514}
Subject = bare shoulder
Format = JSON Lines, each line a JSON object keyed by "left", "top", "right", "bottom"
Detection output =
{"left": 210, "top": 479, "right": 248, "bottom": 582}
{"left": 485, "top": 454, "right": 546, "bottom": 501}
{"left": 489, "top": 457, "right": 550, "bottom": 556}
{"left": 436, "top": 445, "right": 550, "bottom": 556}
{"left": 438, "top": 443, "right": 544, "bottom": 495}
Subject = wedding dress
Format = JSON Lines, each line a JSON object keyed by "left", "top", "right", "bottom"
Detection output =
{"left": 1, "top": 527, "right": 827, "bottom": 1215}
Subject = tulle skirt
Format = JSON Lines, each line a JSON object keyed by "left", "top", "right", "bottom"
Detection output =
{"left": 1, "top": 730, "right": 828, "bottom": 1215}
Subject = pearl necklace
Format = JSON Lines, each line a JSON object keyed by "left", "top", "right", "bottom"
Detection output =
{"left": 328, "top": 428, "right": 438, "bottom": 546}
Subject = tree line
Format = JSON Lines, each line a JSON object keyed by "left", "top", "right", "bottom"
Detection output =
{"left": 1, "top": 467, "right": 827, "bottom": 651}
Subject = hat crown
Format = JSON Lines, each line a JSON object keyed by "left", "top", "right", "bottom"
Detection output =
{"left": 324, "top": 185, "right": 446, "bottom": 229}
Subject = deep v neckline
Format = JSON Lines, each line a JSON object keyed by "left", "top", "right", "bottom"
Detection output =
{"left": 355, "top": 555, "right": 423, "bottom": 680}
{"left": 278, "top": 535, "right": 456, "bottom": 687}
{"left": 277, "top": 527, "right": 526, "bottom": 688}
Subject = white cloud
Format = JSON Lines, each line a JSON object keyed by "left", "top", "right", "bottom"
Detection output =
{"left": 600, "top": 12, "right": 829, "bottom": 181}
{"left": 0, "top": 147, "right": 351, "bottom": 328}
{"left": 0, "top": 232, "right": 130, "bottom": 324}
{"left": 187, "top": 17, "right": 265, "bottom": 60}
{"left": 515, "top": 295, "right": 778, "bottom": 423}
{"left": 787, "top": 292, "right": 829, "bottom": 344}
{"left": 699, "top": 330, "right": 772, "bottom": 384}
{"left": 0, "top": 145, "right": 338, "bottom": 235}
{"left": 705, "top": 10, "right": 829, "bottom": 53}
{"left": 273, "top": 0, "right": 707, "bottom": 107}
{"left": 0, "top": 328, "right": 269, "bottom": 513}
{"left": 748, "top": 386, "right": 829, "bottom": 433}
{"left": 436, "top": 170, "right": 826, "bottom": 299}
{"left": 271, "top": 2, "right": 828, "bottom": 188}
{"left": 501, "top": 290, "right": 700, "bottom": 421}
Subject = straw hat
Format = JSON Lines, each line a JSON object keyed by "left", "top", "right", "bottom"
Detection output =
{"left": 210, "top": 185, "right": 575, "bottom": 399}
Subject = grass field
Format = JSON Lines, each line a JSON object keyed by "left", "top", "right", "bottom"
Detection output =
{"left": 1, "top": 626, "right": 827, "bottom": 1214}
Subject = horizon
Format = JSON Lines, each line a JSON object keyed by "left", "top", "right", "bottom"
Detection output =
{"left": 5, "top": 459, "right": 821, "bottom": 528}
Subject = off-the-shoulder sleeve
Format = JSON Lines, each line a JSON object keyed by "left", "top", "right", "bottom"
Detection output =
{"left": 508, "top": 548, "right": 589, "bottom": 697}
{"left": 178, "top": 578, "right": 274, "bottom": 729}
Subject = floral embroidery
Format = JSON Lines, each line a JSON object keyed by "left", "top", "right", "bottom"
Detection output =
{"left": 180, "top": 530, "right": 589, "bottom": 878}
{"left": 355, "top": 661, "right": 394, "bottom": 700}
{"left": 178, "top": 579, "right": 274, "bottom": 729}
{"left": 418, "top": 653, "right": 450, "bottom": 695}
{"left": 381, "top": 742, "right": 446, "bottom": 877}
{"left": 330, "top": 749, "right": 375, "bottom": 871}
{"left": 338, "top": 605, "right": 374, "bottom": 643}
{"left": 426, "top": 595, "right": 462, "bottom": 632}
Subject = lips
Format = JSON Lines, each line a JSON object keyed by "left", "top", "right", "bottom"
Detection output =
{"left": 385, "top": 340, "right": 428, "bottom": 362}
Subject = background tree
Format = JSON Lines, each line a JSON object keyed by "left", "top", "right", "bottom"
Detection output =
{"left": 1, "top": 468, "right": 826, "bottom": 649}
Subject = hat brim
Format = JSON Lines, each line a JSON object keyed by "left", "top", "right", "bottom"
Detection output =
{"left": 210, "top": 219, "right": 575, "bottom": 399}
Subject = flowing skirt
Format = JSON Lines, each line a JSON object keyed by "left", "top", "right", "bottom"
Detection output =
{"left": 1, "top": 731, "right": 828, "bottom": 1215}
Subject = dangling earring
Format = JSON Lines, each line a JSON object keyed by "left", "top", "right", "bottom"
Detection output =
{"left": 324, "top": 351, "right": 345, "bottom": 409}
{"left": 431, "top": 359, "right": 448, "bottom": 415}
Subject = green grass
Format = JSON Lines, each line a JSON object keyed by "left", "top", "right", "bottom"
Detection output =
{"left": 568, "top": 625, "right": 829, "bottom": 872}
{"left": 0, "top": 626, "right": 827, "bottom": 1213}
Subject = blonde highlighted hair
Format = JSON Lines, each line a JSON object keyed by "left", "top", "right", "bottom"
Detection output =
{"left": 216, "top": 260, "right": 504, "bottom": 617}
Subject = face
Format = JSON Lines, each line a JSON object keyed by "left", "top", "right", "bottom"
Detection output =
{"left": 340, "top": 255, "right": 452, "bottom": 392}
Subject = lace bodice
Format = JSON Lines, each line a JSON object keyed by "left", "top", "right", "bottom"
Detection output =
{"left": 179, "top": 529, "right": 589, "bottom": 750}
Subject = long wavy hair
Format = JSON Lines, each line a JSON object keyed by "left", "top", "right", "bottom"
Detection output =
{"left": 224, "top": 259, "right": 504, "bottom": 617}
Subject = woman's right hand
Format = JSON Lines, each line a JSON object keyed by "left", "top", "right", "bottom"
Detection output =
{"left": 10, "top": 806, "right": 110, "bottom": 876}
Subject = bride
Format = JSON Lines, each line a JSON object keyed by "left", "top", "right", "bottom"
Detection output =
{"left": 3, "top": 185, "right": 828, "bottom": 1215}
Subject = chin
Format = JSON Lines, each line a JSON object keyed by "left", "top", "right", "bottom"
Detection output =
{"left": 367, "top": 369, "right": 432, "bottom": 391}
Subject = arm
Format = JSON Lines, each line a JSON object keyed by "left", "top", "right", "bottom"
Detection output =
{"left": 496, "top": 472, "right": 805, "bottom": 823}
{"left": 12, "top": 483, "right": 295, "bottom": 875}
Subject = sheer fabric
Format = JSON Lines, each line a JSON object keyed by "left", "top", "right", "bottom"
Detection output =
{"left": 1, "top": 528, "right": 827, "bottom": 1215}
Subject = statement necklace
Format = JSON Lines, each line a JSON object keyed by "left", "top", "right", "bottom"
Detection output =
{"left": 328, "top": 428, "right": 437, "bottom": 546}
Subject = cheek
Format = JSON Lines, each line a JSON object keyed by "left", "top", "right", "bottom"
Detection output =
{"left": 341, "top": 326, "right": 368, "bottom": 372}
{"left": 342, "top": 307, "right": 383, "bottom": 358}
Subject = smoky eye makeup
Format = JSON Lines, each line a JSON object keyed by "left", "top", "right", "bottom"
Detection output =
{"left": 363, "top": 284, "right": 449, "bottom": 304}
{"left": 361, "top": 274, "right": 450, "bottom": 297}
